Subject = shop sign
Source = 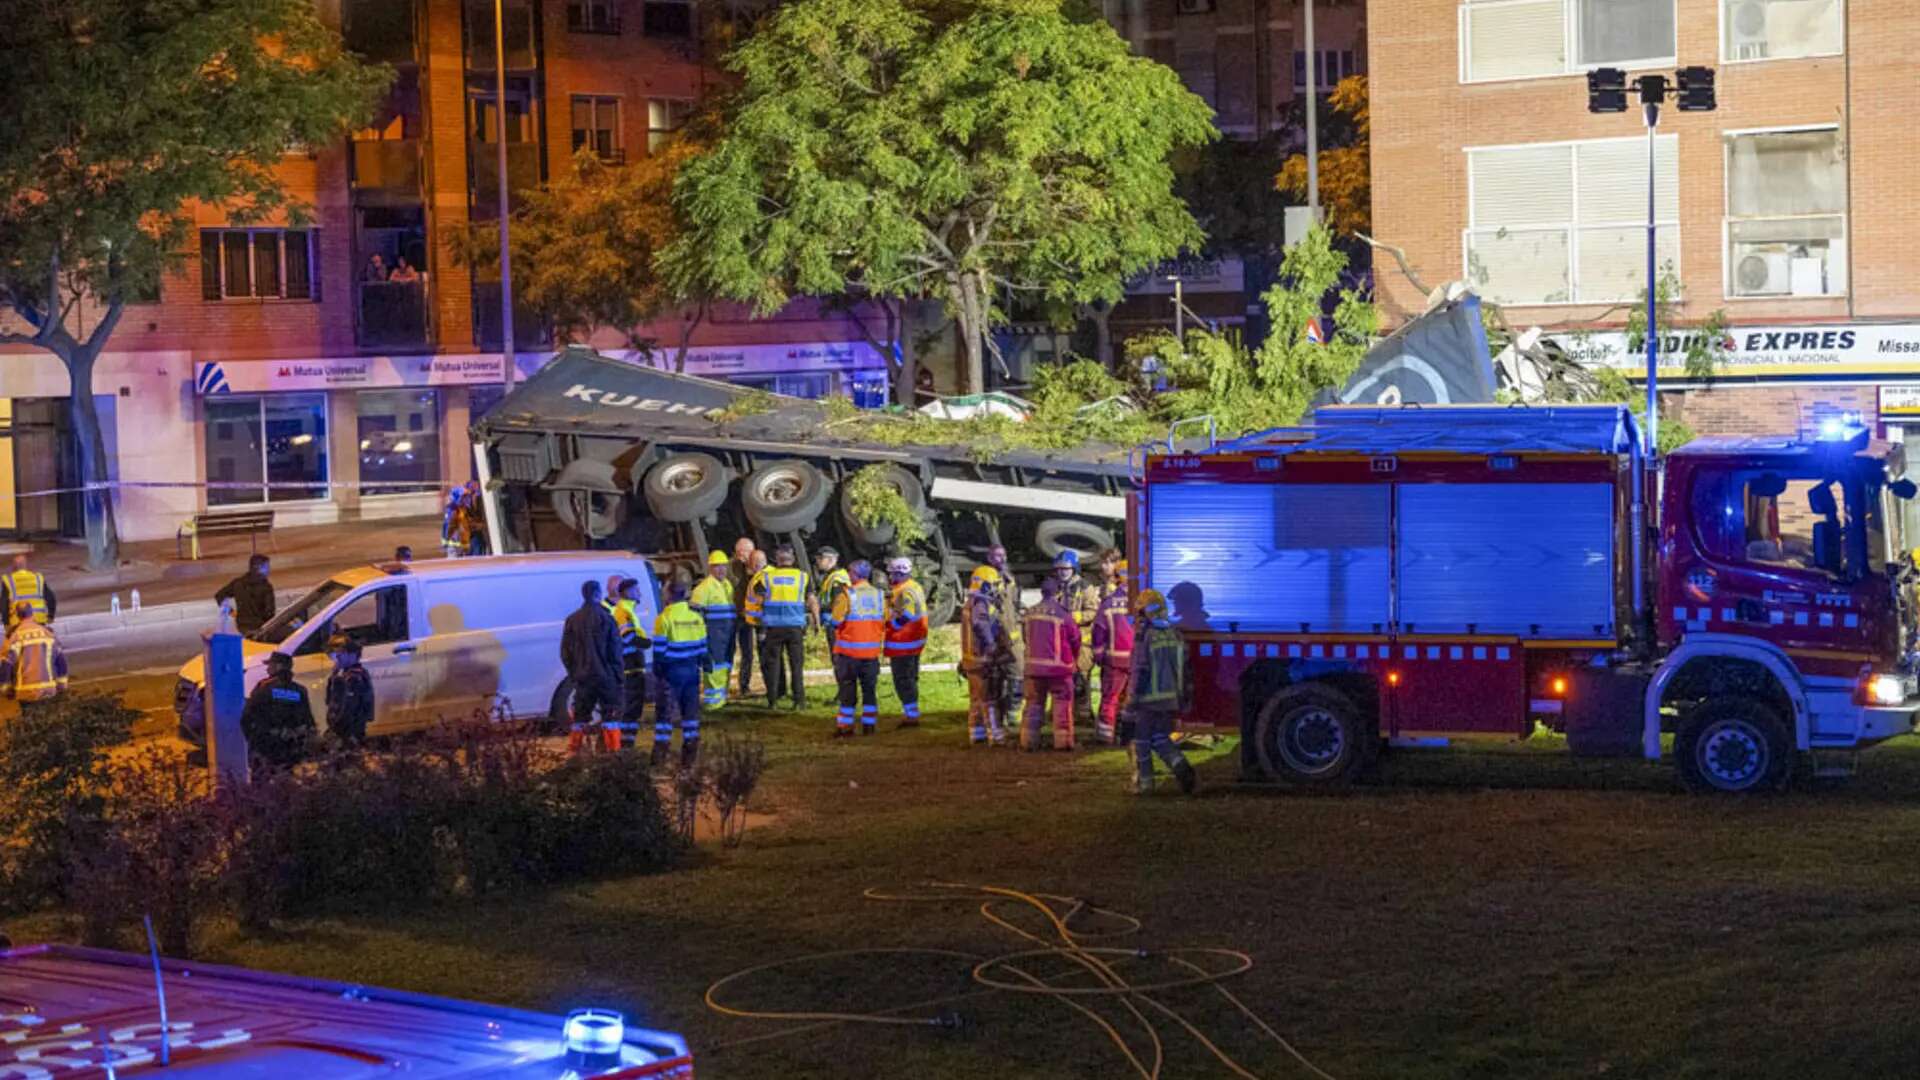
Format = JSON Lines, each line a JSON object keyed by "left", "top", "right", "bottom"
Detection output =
{"left": 1880, "top": 385, "right": 1920, "bottom": 416}
{"left": 1543, "top": 322, "right": 1920, "bottom": 378}
{"left": 1126, "top": 257, "right": 1246, "bottom": 296}
{"left": 193, "top": 354, "right": 545, "bottom": 395}
{"left": 605, "top": 341, "right": 885, "bottom": 375}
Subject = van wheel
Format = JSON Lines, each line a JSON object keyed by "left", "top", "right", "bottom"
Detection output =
{"left": 1676, "top": 699, "right": 1792, "bottom": 794}
{"left": 1035, "top": 519, "right": 1114, "bottom": 563}
{"left": 743, "top": 460, "right": 833, "bottom": 534}
{"left": 1255, "top": 684, "right": 1370, "bottom": 786}
{"left": 546, "top": 679, "right": 575, "bottom": 735}
{"left": 643, "top": 453, "right": 730, "bottom": 523}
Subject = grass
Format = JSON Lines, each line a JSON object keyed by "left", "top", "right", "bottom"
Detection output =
{"left": 16, "top": 649, "right": 1920, "bottom": 1078}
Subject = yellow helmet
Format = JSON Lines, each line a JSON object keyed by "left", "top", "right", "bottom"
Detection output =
{"left": 1113, "top": 560, "right": 1129, "bottom": 574}
{"left": 708, "top": 550, "right": 730, "bottom": 566}
{"left": 1133, "top": 588, "right": 1167, "bottom": 618}
{"left": 969, "top": 565, "right": 1002, "bottom": 591}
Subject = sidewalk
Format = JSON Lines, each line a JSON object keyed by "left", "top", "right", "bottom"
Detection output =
{"left": 25, "top": 516, "right": 445, "bottom": 629}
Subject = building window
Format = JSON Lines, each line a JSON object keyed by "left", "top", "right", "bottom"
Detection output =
{"left": 358, "top": 389, "right": 442, "bottom": 497}
{"left": 1464, "top": 136, "right": 1679, "bottom": 305}
{"left": 570, "top": 95, "right": 623, "bottom": 162}
{"left": 567, "top": 0, "right": 622, "bottom": 33}
{"left": 204, "top": 394, "right": 329, "bottom": 506}
{"left": 641, "top": 0, "right": 691, "bottom": 38}
{"left": 1294, "top": 49, "right": 1358, "bottom": 92}
{"left": 1726, "top": 127, "right": 1846, "bottom": 298}
{"left": 1175, "top": 0, "right": 1217, "bottom": 12}
{"left": 647, "top": 98, "right": 693, "bottom": 152}
{"left": 1459, "top": 0, "right": 1675, "bottom": 83}
{"left": 199, "top": 229, "right": 316, "bottom": 301}
{"left": 1723, "top": 0, "right": 1843, "bottom": 62}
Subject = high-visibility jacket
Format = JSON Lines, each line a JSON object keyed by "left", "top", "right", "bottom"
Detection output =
{"left": 653, "top": 602, "right": 708, "bottom": 667}
{"left": 818, "top": 568, "right": 852, "bottom": 627}
{"left": 757, "top": 567, "right": 810, "bottom": 628}
{"left": 1022, "top": 600, "right": 1080, "bottom": 679}
{"left": 2, "top": 621, "right": 67, "bottom": 701}
{"left": 1129, "top": 619, "right": 1186, "bottom": 709}
{"left": 690, "top": 576, "right": 736, "bottom": 625}
{"left": 832, "top": 582, "right": 886, "bottom": 660}
{"left": 884, "top": 579, "right": 928, "bottom": 657}
{"left": 8, "top": 570, "right": 48, "bottom": 624}
{"left": 742, "top": 570, "right": 767, "bottom": 625}
{"left": 606, "top": 598, "right": 648, "bottom": 673}
{"left": 1090, "top": 589, "right": 1134, "bottom": 669}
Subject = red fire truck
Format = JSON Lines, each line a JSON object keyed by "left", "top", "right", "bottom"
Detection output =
{"left": 1129, "top": 404, "right": 1920, "bottom": 793}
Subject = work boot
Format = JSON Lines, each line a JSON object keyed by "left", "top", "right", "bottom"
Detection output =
{"left": 1129, "top": 773, "right": 1153, "bottom": 796}
{"left": 1173, "top": 758, "right": 1198, "bottom": 796}
{"left": 649, "top": 742, "right": 669, "bottom": 768}
{"left": 680, "top": 739, "right": 700, "bottom": 769}
{"left": 860, "top": 724, "right": 875, "bottom": 736}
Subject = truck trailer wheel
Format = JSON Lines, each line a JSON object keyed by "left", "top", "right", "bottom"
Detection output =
{"left": 838, "top": 464, "right": 927, "bottom": 551}
{"left": 643, "top": 452, "right": 731, "bottom": 522}
{"left": 1255, "top": 683, "right": 1370, "bottom": 786}
{"left": 743, "top": 460, "right": 833, "bottom": 534}
{"left": 1035, "top": 518, "right": 1115, "bottom": 563}
{"left": 1676, "top": 699, "right": 1792, "bottom": 794}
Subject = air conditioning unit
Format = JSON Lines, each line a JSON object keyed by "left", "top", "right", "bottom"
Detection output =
{"left": 1736, "top": 252, "right": 1792, "bottom": 296}
{"left": 1176, "top": 0, "right": 1216, "bottom": 13}
{"left": 1729, "top": 0, "right": 1770, "bottom": 58}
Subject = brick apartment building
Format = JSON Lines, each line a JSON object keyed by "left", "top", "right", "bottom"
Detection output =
{"left": 0, "top": 0, "right": 894, "bottom": 544}
{"left": 1371, "top": 0, "right": 1920, "bottom": 481}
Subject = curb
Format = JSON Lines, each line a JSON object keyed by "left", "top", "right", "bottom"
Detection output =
{"left": 55, "top": 589, "right": 306, "bottom": 640}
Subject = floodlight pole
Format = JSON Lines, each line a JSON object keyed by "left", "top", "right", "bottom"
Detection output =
{"left": 1644, "top": 99, "right": 1660, "bottom": 454}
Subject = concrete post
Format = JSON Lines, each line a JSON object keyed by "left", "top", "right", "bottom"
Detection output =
{"left": 203, "top": 605, "right": 249, "bottom": 787}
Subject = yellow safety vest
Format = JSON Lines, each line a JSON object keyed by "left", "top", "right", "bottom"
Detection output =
{"left": 759, "top": 566, "right": 810, "bottom": 628}
{"left": 8, "top": 570, "right": 47, "bottom": 624}
{"left": 7, "top": 622, "right": 64, "bottom": 701}
{"left": 654, "top": 601, "right": 707, "bottom": 664}
{"left": 691, "top": 576, "right": 735, "bottom": 621}
{"left": 743, "top": 570, "right": 767, "bottom": 625}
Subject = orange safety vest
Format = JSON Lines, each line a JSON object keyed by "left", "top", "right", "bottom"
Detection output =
{"left": 742, "top": 569, "right": 767, "bottom": 625}
{"left": 833, "top": 582, "right": 886, "bottom": 660}
{"left": 884, "top": 579, "right": 928, "bottom": 657}
{"left": 7, "top": 622, "right": 65, "bottom": 701}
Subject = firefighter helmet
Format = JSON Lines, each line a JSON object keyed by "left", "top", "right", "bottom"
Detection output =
{"left": 1053, "top": 550, "right": 1080, "bottom": 569}
{"left": 1134, "top": 589, "right": 1167, "bottom": 618}
{"left": 886, "top": 557, "right": 913, "bottom": 577}
{"left": 969, "top": 565, "right": 1002, "bottom": 592}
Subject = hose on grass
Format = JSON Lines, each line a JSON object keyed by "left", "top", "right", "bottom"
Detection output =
{"left": 702, "top": 881, "right": 1340, "bottom": 1080}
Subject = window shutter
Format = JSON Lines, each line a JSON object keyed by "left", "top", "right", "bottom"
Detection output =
{"left": 1575, "top": 136, "right": 1679, "bottom": 225}
{"left": 1576, "top": 0, "right": 1676, "bottom": 66}
{"left": 200, "top": 231, "right": 221, "bottom": 300}
{"left": 1462, "top": 0, "right": 1565, "bottom": 81}
{"left": 1471, "top": 145, "right": 1573, "bottom": 228}
{"left": 285, "top": 232, "right": 313, "bottom": 300}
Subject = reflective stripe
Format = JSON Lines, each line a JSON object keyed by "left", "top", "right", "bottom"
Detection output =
{"left": 691, "top": 577, "right": 735, "bottom": 621}
{"left": 8, "top": 571, "right": 47, "bottom": 623}
{"left": 885, "top": 580, "right": 928, "bottom": 656}
{"left": 759, "top": 567, "right": 810, "bottom": 627}
{"left": 819, "top": 569, "right": 852, "bottom": 626}
{"left": 8, "top": 624, "right": 63, "bottom": 700}
{"left": 1133, "top": 623, "right": 1184, "bottom": 707}
{"left": 834, "top": 583, "right": 886, "bottom": 659}
{"left": 1024, "top": 609, "right": 1075, "bottom": 677}
{"left": 654, "top": 602, "right": 708, "bottom": 662}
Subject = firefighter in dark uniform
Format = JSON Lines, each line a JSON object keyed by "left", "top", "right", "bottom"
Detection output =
{"left": 324, "top": 634, "right": 374, "bottom": 748}
{"left": 241, "top": 651, "right": 315, "bottom": 768}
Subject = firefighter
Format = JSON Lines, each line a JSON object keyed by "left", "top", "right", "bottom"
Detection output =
{"left": 1123, "top": 589, "right": 1196, "bottom": 795}
{"left": 1054, "top": 550, "right": 1100, "bottom": 732}
{"left": 882, "top": 557, "right": 927, "bottom": 728}
{"left": 458, "top": 480, "right": 488, "bottom": 556}
{"left": 323, "top": 634, "right": 374, "bottom": 748}
{"left": 0, "top": 601, "right": 67, "bottom": 715}
{"left": 652, "top": 581, "right": 709, "bottom": 766}
{"left": 1021, "top": 576, "right": 1082, "bottom": 751}
{"left": 752, "top": 544, "right": 814, "bottom": 710}
{"left": 609, "top": 577, "right": 652, "bottom": 749}
{"left": 815, "top": 546, "right": 851, "bottom": 635}
{"left": 240, "top": 651, "right": 314, "bottom": 769}
{"left": 1, "top": 555, "right": 53, "bottom": 634}
{"left": 831, "top": 559, "right": 885, "bottom": 737}
{"left": 959, "top": 567, "right": 1013, "bottom": 746}
{"left": 985, "top": 543, "right": 1022, "bottom": 623}
{"left": 690, "top": 551, "right": 737, "bottom": 709}
{"left": 440, "top": 486, "right": 465, "bottom": 557}
{"left": 1090, "top": 562, "right": 1134, "bottom": 745}
{"left": 561, "top": 579, "right": 624, "bottom": 754}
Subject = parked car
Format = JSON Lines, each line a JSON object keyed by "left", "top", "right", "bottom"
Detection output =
{"left": 175, "top": 552, "right": 661, "bottom": 742}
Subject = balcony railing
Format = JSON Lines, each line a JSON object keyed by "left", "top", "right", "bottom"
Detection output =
{"left": 567, "top": 4, "right": 623, "bottom": 33}
{"left": 350, "top": 139, "right": 422, "bottom": 199}
{"left": 468, "top": 141, "right": 541, "bottom": 216}
{"left": 358, "top": 279, "right": 430, "bottom": 350}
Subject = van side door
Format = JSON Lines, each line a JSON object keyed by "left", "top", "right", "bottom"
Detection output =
{"left": 291, "top": 581, "right": 419, "bottom": 735}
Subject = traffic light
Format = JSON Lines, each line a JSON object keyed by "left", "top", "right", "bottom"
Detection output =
{"left": 1587, "top": 67, "right": 1628, "bottom": 113}
{"left": 1675, "top": 66, "right": 1717, "bottom": 111}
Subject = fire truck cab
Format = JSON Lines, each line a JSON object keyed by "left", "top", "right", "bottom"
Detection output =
{"left": 1131, "top": 404, "right": 1920, "bottom": 793}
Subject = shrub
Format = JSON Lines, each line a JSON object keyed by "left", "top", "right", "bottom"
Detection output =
{"left": 67, "top": 749, "right": 224, "bottom": 955}
{"left": 0, "top": 694, "right": 135, "bottom": 912}
{"left": 706, "top": 736, "right": 767, "bottom": 849}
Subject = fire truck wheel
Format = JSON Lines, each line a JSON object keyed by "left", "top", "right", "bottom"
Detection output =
{"left": 742, "top": 460, "right": 834, "bottom": 534}
{"left": 1255, "top": 683, "right": 1370, "bottom": 785}
{"left": 643, "top": 453, "right": 731, "bottom": 522}
{"left": 1676, "top": 700, "right": 1793, "bottom": 794}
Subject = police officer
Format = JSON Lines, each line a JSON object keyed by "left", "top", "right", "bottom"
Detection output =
{"left": 652, "top": 581, "right": 709, "bottom": 767}
{"left": 240, "top": 651, "right": 315, "bottom": 768}
{"left": 1123, "top": 589, "right": 1196, "bottom": 795}
{"left": 831, "top": 559, "right": 885, "bottom": 737}
{"left": 561, "top": 579, "right": 624, "bottom": 753}
{"left": 815, "top": 546, "right": 851, "bottom": 636}
{"left": 608, "top": 577, "right": 652, "bottom": 749}
{"left": 691, "top": 551, "right": 737, "bottom": 709}
{"left": 882, "top": 557, "right": 928, "bottom": 728}
{"left": 752, "top": 544, "right": 814, "bottom": 710}
{"left": 0, "top": 601, "right": 67, "bottom": 716}
{"left": 324, "top": 633, "right": 374, "bottom": 748}
{"left": 1, "top": 555, "right": 54, "bottom": 635}
{"left": 214, "top": 555, "right": 274, "bottom": 636}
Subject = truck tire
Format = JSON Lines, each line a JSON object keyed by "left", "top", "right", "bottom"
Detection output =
{"left": 743, "top": 460, "right": 833, "bottom": 535}
{"left": 546, "top": 678, "right": 575, "bottom": 734}
{"left": 927, "top": 570, "right": 962, "bottom": 627}
{"left": 1676, "top": 699, "right": 1793, "bottom": 794}
{"left": 838, "top": 464, "right": 927, "bottom": 551}
{"left": 1035, "top": 518, "right": 1114, "bottom": 563}
{"left": 552, "top": 489, "right": 629, "bottom": 541}
{"left": 643, "top": 452, "right": 730, "bottom": 523}
{"left": 1255, "top": 683, "right": 1370, "bottom": 786}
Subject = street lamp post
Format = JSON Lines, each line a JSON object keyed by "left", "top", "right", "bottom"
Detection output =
{"left": 1586, "top": 66, "right": 1715, "bottom": 453}
{"left": 1304, "top": 0, "right": 1318, "bottom": 217}
{"left": 493, "top": 0, "right": 516, "bottom": 390}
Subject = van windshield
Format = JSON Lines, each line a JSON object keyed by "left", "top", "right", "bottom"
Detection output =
{"left": 251, "top": 581, "right": 353, "bottom": 645}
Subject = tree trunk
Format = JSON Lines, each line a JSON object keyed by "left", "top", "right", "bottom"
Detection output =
{"left": 671, "top": 299, "right": 708, "bottom": 373}
{"left": 65, "top": 349, "right": 119, "bottom": 570}
{"left": 1089, "top": 304, "right": 1115, "bottom": 371}
{"left": 954, "top": 273, "right": 985, "bottom": 393}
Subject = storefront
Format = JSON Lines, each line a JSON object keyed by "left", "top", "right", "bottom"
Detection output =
{"left": 609, "top": 341, "right": 890, "bottom": 405}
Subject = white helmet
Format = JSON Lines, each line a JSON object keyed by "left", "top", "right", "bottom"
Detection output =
{"left": 886, "top": 557, "right": 913, "bottom": 577}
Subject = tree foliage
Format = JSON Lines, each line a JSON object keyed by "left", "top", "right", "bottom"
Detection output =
{"left": 664, "top": 0, "right": 1217, "bottom": 392}
{"left": 1276, "top": 75, "right": 1371, "bottom": 236}
{"left": 0, "top": 1, "right": 386, "bottom": 567}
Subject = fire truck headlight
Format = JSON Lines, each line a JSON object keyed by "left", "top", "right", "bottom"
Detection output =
{"left": 1866, "top": 674, "right": 1906, "bottom": 706}
{"left": 563, "top": 1009, "right": 624, "bottom": 1059}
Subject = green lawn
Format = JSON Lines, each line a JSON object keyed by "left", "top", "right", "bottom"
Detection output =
{"left": 16, "top": 658, "right": 1920, "bottom": 1079}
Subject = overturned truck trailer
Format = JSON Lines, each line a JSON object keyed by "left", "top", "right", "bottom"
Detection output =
{"left": 471, "top": 347, "right": 1132, "bottom": 625}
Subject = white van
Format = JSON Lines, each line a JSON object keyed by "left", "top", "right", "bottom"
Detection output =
{"left": 174, "top": 553, "right": 661, "bottom": 740}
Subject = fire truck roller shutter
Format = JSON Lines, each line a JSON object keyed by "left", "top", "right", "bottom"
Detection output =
{"left": 742, "top": 459, "right": 834, "bottom": 534}
{"left": 1396, "top": 483, "right": 1615, "bottom": 637}
{"left": 1146, "top": 481, "right": 1391, "bottom": 632}
{"left": 643, "top": 452, "right": 732, "bottom": 522}
{"left": 839, "top": 463, "right": 927, "bottom": 551}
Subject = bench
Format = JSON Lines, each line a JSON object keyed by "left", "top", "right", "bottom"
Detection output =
{"left": 178, "top": 509, "right": 277, "bottom": 561}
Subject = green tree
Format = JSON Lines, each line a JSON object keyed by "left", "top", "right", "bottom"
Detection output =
{"left": 664, "top": 0, "right": 1217, "bottom": 393}
{"left": 0, "top": 1, "right": 385, "bottom": 567}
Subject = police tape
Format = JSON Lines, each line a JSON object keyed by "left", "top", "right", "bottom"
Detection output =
{"left": 11, "top": 479, "right": 451, "bottom": 499}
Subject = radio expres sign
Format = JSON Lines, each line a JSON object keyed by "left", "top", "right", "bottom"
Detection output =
{"left": 1546, "top": 322, "right": 1920, "bottom": 374}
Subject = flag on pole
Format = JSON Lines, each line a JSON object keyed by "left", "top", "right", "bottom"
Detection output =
{"left": 1302, "top": 316, "right": 1328, "bottom": 345}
